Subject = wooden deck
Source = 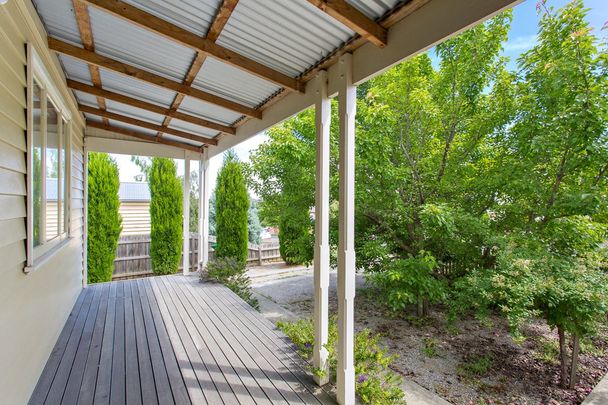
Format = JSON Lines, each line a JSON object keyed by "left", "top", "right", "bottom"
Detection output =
{"left": 29, "top": 275, "right": 335, "bottom": 405}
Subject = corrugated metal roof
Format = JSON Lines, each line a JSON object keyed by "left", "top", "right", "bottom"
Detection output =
{"left": 58, "top": 55, "right": 93, "bottom": 85}
{"left": 163, "top": 133, "right": 205, "bottom": 147}
{"left": 178, "top": 96, "right": 243, "bottom": 126}
{"left": 193, "top": 57, "right": 281, "bottom": 108}
{"left": 108, "top": 120, "right": 157, "bottom": 136}
{"left": 105, "top": 100, "right": 166, "bottom": 125}
{"left": 216, "top": 0, "right": 354, "bottom": 77}
{"left": 118, "top": 182, "right": 150, "bottom": 201}
{"left": 121, "top": 0, "right": 221, "bottom": 37}
{"left": 99, "top": 69, "right": 177, "bottom": 108}
{"left": 89, "top": 7, "right": 196, "bottom": 82}
{"left": 347, "top": 0, "right": 402, "bottom": 19}
{"left": 168, "top": 119, "right": 220, "bottom": 138}
{"left": 32, "top": 0, "right": 409, "bottom": 152}
{"left": 73, "top": 90, "right": 100, "bottom": 108}
{"left": 32, "top": 0, "right": 82, "bottom": 46}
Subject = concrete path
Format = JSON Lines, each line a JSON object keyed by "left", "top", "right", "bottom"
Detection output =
{"left": 251, "top": 270, "right": 450, "bottom": 405}
{"left": 583, "top": 372, "right": 608, "bottom": 404}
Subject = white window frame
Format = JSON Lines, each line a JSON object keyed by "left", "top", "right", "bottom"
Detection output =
{"left": 25, "top": 43, "right": 72, "bottom": 272}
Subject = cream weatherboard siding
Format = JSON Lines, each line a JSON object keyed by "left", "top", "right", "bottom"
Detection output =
{"left": 0, "top": 1, "right": 87, "bottom": 404}
{"left": 119, "top": 201, "right": 151, "bottom": 236}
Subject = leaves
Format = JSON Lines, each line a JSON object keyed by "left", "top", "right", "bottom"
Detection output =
{"left": 87, "top": 153, "right": 122, "bottom": 283}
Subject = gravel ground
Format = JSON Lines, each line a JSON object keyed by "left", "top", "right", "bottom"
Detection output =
{"left": 252, "top": 271, "right": 608, "bottom": 405}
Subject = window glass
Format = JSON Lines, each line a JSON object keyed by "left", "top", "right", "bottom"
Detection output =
{"left": 32, "top": 81, "right": 42, "bottom": 247}
{"left": 46, "top": 99, "right": 59, "bottom": 241}
{"left": 60, "top": 118, "right": 67, "bottom": 234}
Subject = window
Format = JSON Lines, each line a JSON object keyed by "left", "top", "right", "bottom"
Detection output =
{"left": 26, "top": 44, "right": 72, "bottom": 270}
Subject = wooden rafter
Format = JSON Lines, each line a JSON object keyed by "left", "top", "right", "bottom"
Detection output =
{"left": 307, "top": 0, "right": 388, "bottom": 47}
{"left": 72, "top": 0, "right": 109, "bottom": 125}
{"left": 87, "top": 120, "right": 203, "bottom": 153}
{"left": 79, "top": 104, "right": 218, "bottom": 146}
{"left": 158, "top": 0, "right": 239, "bottom": 139}
{"left": 81, "top": 0, "right": 303, "bottom": 92}
{"left": 49, "top": 38, "right": 262, "bottom": 119}
{"left": 67, "top": 79, "right": 235, "bottom": 134}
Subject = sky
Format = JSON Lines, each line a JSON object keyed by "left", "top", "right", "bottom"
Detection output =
{"left": 111, "top": 0, "right": 607, "bottom": 194}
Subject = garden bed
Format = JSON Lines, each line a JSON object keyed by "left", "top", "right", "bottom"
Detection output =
{"left": 283, "top": 287, "right": 608, "bottom": 405}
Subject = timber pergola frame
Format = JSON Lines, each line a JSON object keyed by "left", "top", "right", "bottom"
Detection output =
{"left": 34, "top": 0, "right": 521, "bottom": 403}
{"left": 47, "top": 0, "right": 438, "bottom": 154}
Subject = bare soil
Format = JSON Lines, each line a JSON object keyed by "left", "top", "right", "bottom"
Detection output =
{"left": 277, "top": 283, "right": 608, "bottom": 405}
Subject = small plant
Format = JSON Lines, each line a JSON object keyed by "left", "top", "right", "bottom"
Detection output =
{"left": 533, "top": 337, "right": 559, "bottom": 365}
{"left": 203, "top": 257, "right": 259, "bottom": 310}
{"left": 422, "top": 337, "right": 439, "bottom": 358}
{"left": 277, "top": 318, "right": 406, "bottom": 405}
{"left": 457, "top": 353, "right": 494, "bottom": 380}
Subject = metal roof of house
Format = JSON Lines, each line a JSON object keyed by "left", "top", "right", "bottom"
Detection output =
{"left": 118, "top": 182, "right": 150, "bottom": 202}
{"left": 31, "top": 0, "right": 517, "bottom": 158}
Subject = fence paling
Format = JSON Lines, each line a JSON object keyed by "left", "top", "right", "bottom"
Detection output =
{"left": 112, "top": 233, "right": 281, "bottom": 280}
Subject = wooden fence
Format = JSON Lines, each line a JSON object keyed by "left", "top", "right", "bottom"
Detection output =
{"left": 112, "top": 234, "right": 281, "bottom": 280}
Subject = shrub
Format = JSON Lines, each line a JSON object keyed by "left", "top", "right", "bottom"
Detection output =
{"left": 278, "top": 208, "right": 313, "bottom": 265}
{"left": 149, "top": 158, "right": 183, "bottom": 275}
{"left": 370, "top": 251, "right": 446, "bottom": 317}
{"left": 87, "top": 152, "right": 122, "bottom": 283}
{"left": 215, "top": 151, "right": 249, "bottom": 263}
{"left": 277, "top": 317, "right": 405, "bottom": 405}
{"left": 203, "top": 257, "right": 259, "bottom": 310}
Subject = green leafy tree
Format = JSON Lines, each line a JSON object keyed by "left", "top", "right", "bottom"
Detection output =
{"left": 454, "top": 1, "right": 608, "bottom": 388}
{"left": 87, "top": 152, "right": 122, "bottom": 283}
{"left": 248, "top": 106, "right": 337, "bottom": 264}
{"left": 215, "top": 150, "right": 249, "bottom": 263}
{"left": 149, "top": 157, "right": 183, "bottom": 274}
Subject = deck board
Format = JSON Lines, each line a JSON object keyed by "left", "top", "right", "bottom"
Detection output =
{"left": 30, "top": 275, "right": 334, "bottom": 405}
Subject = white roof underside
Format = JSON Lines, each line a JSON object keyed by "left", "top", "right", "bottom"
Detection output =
{"left": 32, "top": 0, "right": 519, "bottom": 155}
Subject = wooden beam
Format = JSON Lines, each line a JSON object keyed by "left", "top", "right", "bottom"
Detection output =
{"left": 157, "top": 0, "right": 240, "bottom": 138}
{"left": 207, "top": 0, "right": 239, "bottom": 42}
{"left": 307, "top": 0, "right": 387, "bottom": 47}
{"left": 86, "top": 120, "right": 204, "bottom": 153}
{"left": 79, "top": 104, "right": 218, "bottom": 145}
{"left": 49, "top": 38, "right": 262, "bottom": 119}
{"left": 81, "top": 0, "right": 303, "bottom": 92}
{"left": 67, "top": 79, "right": 236, "bottom": 134}
{"left": 72, "top": 0, "right": 109, "bottom": 124}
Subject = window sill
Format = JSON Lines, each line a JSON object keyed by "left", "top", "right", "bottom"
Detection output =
{"left": 23, "top": 237, "right": 73, "bottom": 274}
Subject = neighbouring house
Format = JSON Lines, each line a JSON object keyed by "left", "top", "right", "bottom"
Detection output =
{"left": 49, "top": 179, "right": 152, "bottom": 236}
{"left": 118, "top": 181, "right": 151, "bottom": 236}
{"left": 0, "top": 1, "right": 519, "bottom": 404}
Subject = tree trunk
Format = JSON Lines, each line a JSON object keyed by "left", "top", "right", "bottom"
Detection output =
{"left": 417, "top": 296, "right": 424, "bottom": 317}
{"left": 569, "top": 334, "right": 580, "bottom": 389}
{"left": 558, "top": 326, "right": 569, "bottom": 388}
{"left": 423, "top": 299, "right": 429, "bottom": 317}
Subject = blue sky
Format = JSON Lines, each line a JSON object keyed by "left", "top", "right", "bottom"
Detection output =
{"left": 114, "top": 0, "right": 607, "bottom": 193}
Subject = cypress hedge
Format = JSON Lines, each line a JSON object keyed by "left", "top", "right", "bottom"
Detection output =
{"left": 215, "top": 151, "right": 249, "bottom": 263}
{"left": 149, "top": 157, "right": 183, "bottom": 274}
{"left": 87, "top": 152, "right": 122, "bottom": 283}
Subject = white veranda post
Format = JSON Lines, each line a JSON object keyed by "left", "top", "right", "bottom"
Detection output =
{"left": 337, "top": 53, "right": 356, "bottom": 405}
{"left": 198, "top": 148, "right": 210, "bottom": 271}
{"left": 313, "top": 70, "right": 331, "bottom": 386}
{"left": 183, "top": 154, "right": 190, "bottom": 275}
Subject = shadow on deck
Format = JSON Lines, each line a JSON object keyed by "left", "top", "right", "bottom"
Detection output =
{"left": 29, "top": 275, "right": 335, "bottom": 405}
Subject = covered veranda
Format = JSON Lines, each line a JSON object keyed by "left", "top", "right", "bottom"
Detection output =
{"left": 23, "top": 0, "right": 519, "bottom": 403}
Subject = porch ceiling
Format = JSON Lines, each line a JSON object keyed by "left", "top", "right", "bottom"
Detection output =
{"left": 32, "top": 0, "right": 519, "bottom": 156}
